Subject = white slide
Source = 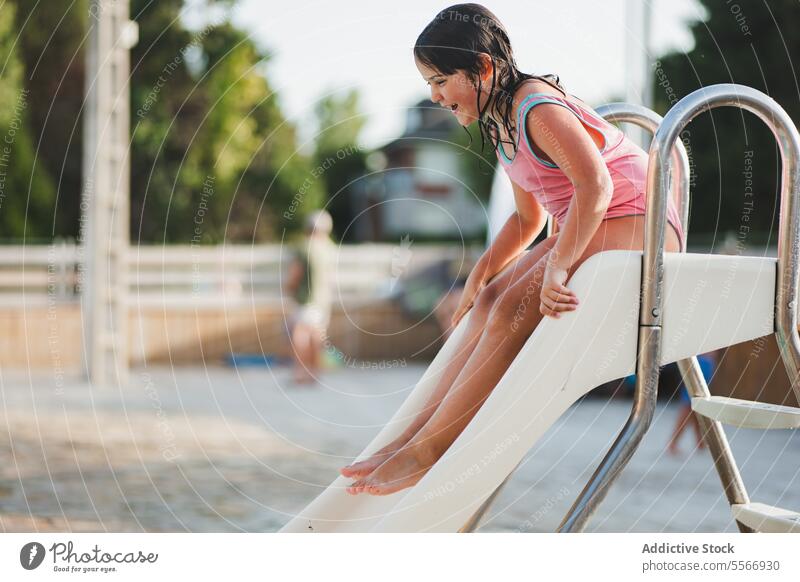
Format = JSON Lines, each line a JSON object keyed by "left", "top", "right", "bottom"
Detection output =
{"left": 281, "top": 250, "right": 776, "bottom": 532}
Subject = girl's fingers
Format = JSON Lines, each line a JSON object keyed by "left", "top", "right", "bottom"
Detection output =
{"left": 542, "top": 289, "right": 573, "bottom": 303}
{"left": 541, "top": 298, "right": 576, "bottom": 313}
{"left": 553, "top": 284, "right": 576, "bottom": 298}
{"left": 543, "top": 287, "right": 578, "bottom": 304}
{"left": 539, "top": 303, "right": 561, "bottom": 318}
{"left": 541, "top": 287, "right": 578, "bottom": 316}
{"left": 542, "top": 283, "right": 575, "bottom": 298}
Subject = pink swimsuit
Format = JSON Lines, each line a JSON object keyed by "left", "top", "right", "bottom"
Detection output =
{"left": 496, "top": 92, "right": 685, "bottom": 249}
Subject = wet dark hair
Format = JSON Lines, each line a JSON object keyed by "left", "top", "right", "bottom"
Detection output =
{"left": 414, "top": 3, "right": 564, "bottom": 157}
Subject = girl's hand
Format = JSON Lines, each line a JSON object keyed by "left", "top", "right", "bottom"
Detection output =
{"left": 451, "top": 269, "right": 487, "bottom": 328}
{"left": 539, "top": 262, "right": 578, "bottom": 319}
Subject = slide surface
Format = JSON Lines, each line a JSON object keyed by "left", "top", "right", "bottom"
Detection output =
{"left": 281, "top": 250, "right": 776, "bottom": 532}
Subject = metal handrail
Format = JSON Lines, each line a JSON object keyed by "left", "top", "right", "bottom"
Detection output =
{"left": 559, "top": 84, "right": 800, "bottom": 532}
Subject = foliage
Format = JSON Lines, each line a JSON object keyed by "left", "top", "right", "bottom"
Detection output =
{"left": 0, "top": 1, "right": 58, "bottom": 240}
{"left": 5, "top": 0, "right": 318, "bottom": 243}
{"left": 130, "top": 0, "right": 320, "bottom": 243}
{"left": 653, "top": 0, "right": 800, "bottom": 244}
{"left": 453, "top": 122, "right": 497, "bottom": 205}
{"left": 311, "top": 89, "right": 367, "bottom": 241}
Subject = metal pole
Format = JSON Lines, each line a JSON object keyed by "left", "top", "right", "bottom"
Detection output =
{"left": 458, "top": 470, "right": 515, "bottom": 533}
{"left": 82, "top": 0, "right": 136, "bottom": 387}
{"left": 676, "top": 357, "right": 754, "bottom": 532}
{"left": 642, "top": 2, "right": 654, "bottom": 118}
{"left": 559, "top": 84, "right": 800, "bottom": 532}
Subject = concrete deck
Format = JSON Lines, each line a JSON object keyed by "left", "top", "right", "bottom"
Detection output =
{"left": 1, "top": 364, "right": 798, "bottom": 532}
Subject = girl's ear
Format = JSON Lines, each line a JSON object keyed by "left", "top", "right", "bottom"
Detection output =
{"left": 477, "top": 53, "right": 494, "bottom": 82}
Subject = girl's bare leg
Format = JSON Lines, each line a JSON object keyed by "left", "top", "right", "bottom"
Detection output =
{"left": 340, "top": 240, "right": 558, "bottom": 478}
{"left": 346, "top": 255, "right": 550, "bottom": 493}
{"left": 350, "top": 215, "right": 680, "bottom": 495}
{"left": 291, "top": 322, "right": 316, "bottom": 384}
{"left": 668, "top": 404, "right": 693, "bottom": 455}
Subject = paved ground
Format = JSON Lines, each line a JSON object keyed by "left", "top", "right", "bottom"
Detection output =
{"left": 1, "top": 364, "right": 799, "bottom": 533}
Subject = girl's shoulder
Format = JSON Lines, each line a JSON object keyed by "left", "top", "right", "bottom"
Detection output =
{"left": 510, "top": 79, "right": 606, "bottom": 130}
{"left": 512, "top": 78, "right": 567, "bottom": 108}
{"left": 505, "top": 78, "right": 572, "bottom": 132}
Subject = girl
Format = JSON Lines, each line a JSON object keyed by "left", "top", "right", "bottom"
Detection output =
{"left": 341, "top": 3, "right": 683, "bottom": 495}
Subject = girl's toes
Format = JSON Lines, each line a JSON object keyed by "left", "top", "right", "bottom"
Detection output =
{"left": 346, "top": 466, "right": 366, "bottom": 479}
{"left": 344, "top": 460, "right": 374, "bottom": 478}
{"left": 349, "top": 478, "right": 372, "bottom": 494}
{"left": 342, "top": 461, "right": 370, "bottom": 478}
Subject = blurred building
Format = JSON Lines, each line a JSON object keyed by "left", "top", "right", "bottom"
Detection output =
{"left": 351, "top": 99, "right": 486, "bottom": 242}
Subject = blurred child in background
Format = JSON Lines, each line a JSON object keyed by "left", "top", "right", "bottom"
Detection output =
{"left": 285, "top": 210, "right": 335, "bottom": 385}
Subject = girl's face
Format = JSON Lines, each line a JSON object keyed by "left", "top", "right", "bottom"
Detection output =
{"left": 415, "top": 58, "right": 485, "bottom": 126}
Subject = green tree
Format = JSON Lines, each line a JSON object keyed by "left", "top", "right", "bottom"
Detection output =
{"left": 453, "top": 122, "right": 497, "bottom": 205}
{"left": 312, "top": 89, "right": 367, "bottom": 241}
{"left": 653, "top": 0, "right": 800, "bottom": 244}
{"left": 6, "top": 0, "right": 319, "bottom": 243}
{"left": 203, "top": 21, "right": 324, "bottom": 242}
{"left": 129, "top": 0, "right": 321, "bottom": 243}
{"left": 0, "top": 1, "right": 56, "bottom": 240}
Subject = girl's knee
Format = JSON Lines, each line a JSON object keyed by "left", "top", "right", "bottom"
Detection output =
{"left": 473, "top": 281, "right": 502, "bottom": 313}
{"left": 489, "top": 281, "right": 542, "bottom": 331}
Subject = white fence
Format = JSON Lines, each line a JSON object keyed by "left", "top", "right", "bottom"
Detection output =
{"left": 0, "top": 242, "right": 478, "bottom": 308}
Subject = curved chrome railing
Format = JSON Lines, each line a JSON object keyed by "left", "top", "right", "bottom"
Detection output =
{"left": 594, "top": 103, "right": 690, "bottom": 248}
{"left": 558, "top": 84, "right": 800, "bottom": 532}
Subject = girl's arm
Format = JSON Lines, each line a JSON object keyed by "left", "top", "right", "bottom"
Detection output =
{"left": 450, "top": 180, "right": 546, "bottom": 327}
{"left": 476, "top": 179, "right": 547, "bottom": 283}
{"left": 524, "top": 103, "right": 614, "bottom": 317}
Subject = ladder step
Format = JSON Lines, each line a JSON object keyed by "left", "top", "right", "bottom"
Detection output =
{"left": 731, "top": 502, "right": 800, "bottom": 533}
{"left": 690, "top": 395, "right": 800, "bottom": 429}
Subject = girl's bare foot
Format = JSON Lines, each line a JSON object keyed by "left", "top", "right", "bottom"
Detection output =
{"left": 292, "top": 369, "right": 317, "bottom": 385}
{"left": 342, "top": 407, "right": 442, "bottom": 480}
{"left": 346, "top": 441, "right": 440, "bottom": 496}
{"left": 340, "top": 436, "right": 413, "bottom": 479}
{"left": 339, "top": 450, "right": 398, "bottom": 479}
{"left": 339, "top": 432, "right": 416, "bottom": 479}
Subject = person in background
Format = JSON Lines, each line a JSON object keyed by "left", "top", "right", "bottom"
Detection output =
{"left": 285, "top": 210, "right": 335, "bottom": 385}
